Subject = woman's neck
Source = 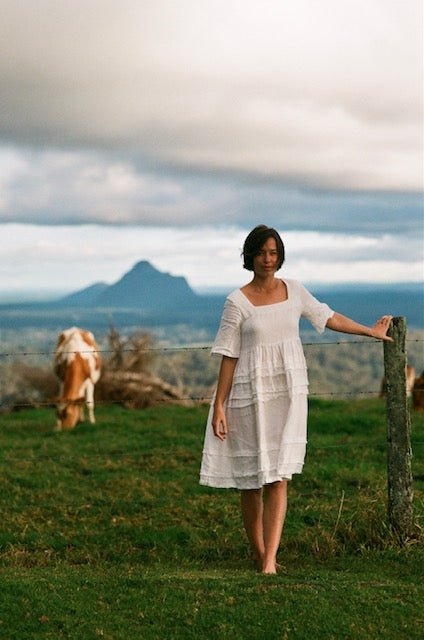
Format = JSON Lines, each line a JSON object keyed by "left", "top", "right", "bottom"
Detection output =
{"left": 250, "top": 275, "right": 279, "bottom": 292}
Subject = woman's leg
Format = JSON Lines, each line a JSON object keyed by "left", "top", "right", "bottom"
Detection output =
{"left": 262, "top": 480, "right": 288, "bottom": 574}
{"left": 240, "top": 488, "right": 265, "bottom": 567}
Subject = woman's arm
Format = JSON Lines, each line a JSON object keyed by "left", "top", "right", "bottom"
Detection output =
{"left": 212, "top": 355, "right": 238, "bottom": 440}
{"left": 326, "top": 312, "right": 393, "bottom": 341}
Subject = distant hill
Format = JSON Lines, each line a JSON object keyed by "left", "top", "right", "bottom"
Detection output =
{"left": 61, "top": 282, "right": 109, "bottom": 306}
{"left": 0, "top": 274, "right": 421, "bottom": 338}
{"left": 61, "top": 261, "right": 198, "bottom": 310}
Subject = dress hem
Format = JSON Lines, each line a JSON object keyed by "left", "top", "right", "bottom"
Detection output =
{"left": 200, "top": 466, "right": 304, "bottom": 490}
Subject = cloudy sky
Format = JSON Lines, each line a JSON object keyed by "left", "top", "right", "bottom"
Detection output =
{"left": 0, "top": 0, "right": 422, "bottom": 296}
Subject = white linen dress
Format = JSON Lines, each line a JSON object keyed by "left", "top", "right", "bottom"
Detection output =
{"left": 199, "top": 279, "right": 334, "bottom": 490}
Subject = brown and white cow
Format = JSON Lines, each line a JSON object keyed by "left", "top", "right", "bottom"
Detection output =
{"left": 53, "top": 327, "right": 101, "bottom": 430}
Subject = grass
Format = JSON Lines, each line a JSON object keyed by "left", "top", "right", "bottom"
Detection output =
{"left": 0, "top": 399, "right": 423, "bottom": 639}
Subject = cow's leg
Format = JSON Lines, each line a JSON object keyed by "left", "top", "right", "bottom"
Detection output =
{"left": 55, "top": 387, "right": 64, "bottom": 430}
{"left": 86, "top": 381, "right": 96, "bottom": 424}
{"left": 54, "top": 383, "right": 65, "bottom": 429}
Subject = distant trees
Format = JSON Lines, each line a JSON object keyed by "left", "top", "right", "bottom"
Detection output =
{"left": 95, "top": 327, "right": 186, "bottom": 409}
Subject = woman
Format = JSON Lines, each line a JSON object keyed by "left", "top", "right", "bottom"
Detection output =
{"left": 199, "top": 224, "right": 392, "bottom": 574}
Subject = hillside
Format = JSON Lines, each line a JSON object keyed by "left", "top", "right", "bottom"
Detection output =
{"left": 59, "top": 281, "right": 109, "bottom": 305}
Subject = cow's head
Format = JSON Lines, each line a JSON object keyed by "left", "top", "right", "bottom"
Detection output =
{"left": 55, "top": 397, "right": 85, "bottom": 429}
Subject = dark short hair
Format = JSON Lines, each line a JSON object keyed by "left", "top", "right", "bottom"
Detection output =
{"left": 242, "top": 225, "right": 285, "bottom": 271}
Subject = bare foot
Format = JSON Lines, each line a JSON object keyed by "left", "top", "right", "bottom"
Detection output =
{"left": 261, "top": 561, "right": 277, "bottom": 574}
{"left": 261, "top": 561, "right": 285, "bottom": 574}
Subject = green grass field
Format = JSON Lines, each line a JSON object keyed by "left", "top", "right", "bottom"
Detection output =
{"left": 0, "top": 399, "right": 423, "bottom": 639}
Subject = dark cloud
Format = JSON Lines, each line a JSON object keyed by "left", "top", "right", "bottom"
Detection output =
{"left": 0, "top": 147, "right": 421, "bottom": 240}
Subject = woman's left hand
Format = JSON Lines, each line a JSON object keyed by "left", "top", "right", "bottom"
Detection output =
{"left": 371, "top": 316, "right": 393, "bottom": 341}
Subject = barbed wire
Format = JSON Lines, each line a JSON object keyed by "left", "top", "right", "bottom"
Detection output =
{"left": 0, "top": 338, "right": 423, "bottom": 359}
{"left": 0, "top": 345, "right": 207, "bottom": 358}
{"left": 1, "top": 337, "right": 422, "bottom": 415}
{"left": 0, "top": 388, "right": 392, "bottom": 412}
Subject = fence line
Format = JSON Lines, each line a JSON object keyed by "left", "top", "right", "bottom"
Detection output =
{"left": 0, "top": 334, "right": 422, "bottom": 412}
{"left": 2, "top": 389, "right": 390, "bottom": 412}
{"left": 0, "top": 338, "right": 422, "bottom": 359}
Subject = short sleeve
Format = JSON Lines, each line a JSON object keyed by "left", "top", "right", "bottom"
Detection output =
{"left": 211, "top": 298, "right": 242, "bottom": 358}
{"left": 299, "top": 283, "right": 334, "bottom": 334}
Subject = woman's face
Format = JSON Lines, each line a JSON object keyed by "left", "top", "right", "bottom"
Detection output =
{"left": 253, "top": 237, "right": 279, "bottom": 276}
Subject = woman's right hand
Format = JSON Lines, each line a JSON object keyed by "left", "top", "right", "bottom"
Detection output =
{"left": 212, "top": 404, "right": 227, "bottom": 441}
{"left": 211, "top": 356, "right": 238, "bottom": 441}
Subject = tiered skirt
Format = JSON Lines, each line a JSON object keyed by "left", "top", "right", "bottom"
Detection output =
{"left": 200, "top": 338, "right": 310, "bottom": 489}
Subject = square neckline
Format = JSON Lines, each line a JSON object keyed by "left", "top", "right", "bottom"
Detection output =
{"left": 239, "top": 279, "right": 289, "bottom": 307}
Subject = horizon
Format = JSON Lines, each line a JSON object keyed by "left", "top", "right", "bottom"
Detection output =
{"left": 0, "top": 259, "right": 422, "bottom": 305}
{"left": 1, "top": 276, "right": 422, "bottom": 332}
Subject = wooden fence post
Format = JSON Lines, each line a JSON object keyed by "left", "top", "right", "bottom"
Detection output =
{"left": 383, "top": 316, "right": 413, "bottom": 540}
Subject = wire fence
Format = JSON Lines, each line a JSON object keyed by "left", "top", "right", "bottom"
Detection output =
{"left": 0, "top": 337, "right": 422, "bottom": 359}
{"left": 1, "top": 337, "right": 423, "bottom": 410}
{"left": 0, "top": 389, "right": 389, "bottom": 409}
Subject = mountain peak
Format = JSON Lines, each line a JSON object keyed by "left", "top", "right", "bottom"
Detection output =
{"left": 132, "top": 260, "right": 155, "bottom": 271}
{"left": 62, "top": 261, "right": 198, "bottom": 309}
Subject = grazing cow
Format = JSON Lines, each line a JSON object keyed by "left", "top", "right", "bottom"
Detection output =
{"left": 53, "top": 327, "right": 101, "bottom": 430}
{"left": 379, "top": 364, "right": 416, "bottom": 398}
{"left": 412, "top": 372, "right": 424, "bottom": 412}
